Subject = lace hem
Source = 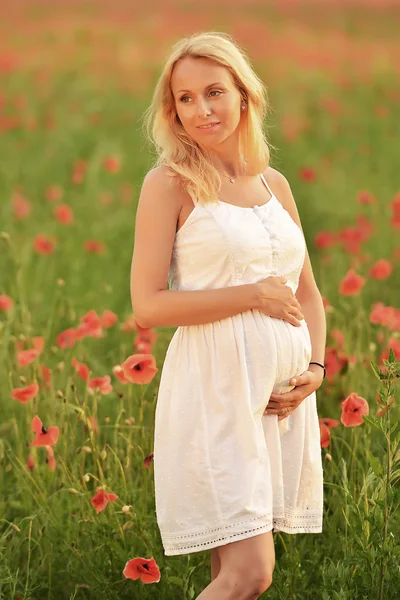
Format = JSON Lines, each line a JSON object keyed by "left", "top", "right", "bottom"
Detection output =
{"left": 161, "top": 510, "right": 323, "bottom": 556}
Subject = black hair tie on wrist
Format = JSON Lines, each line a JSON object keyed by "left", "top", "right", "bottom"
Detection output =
{"left": 309, "top": 361, "right": 326, "bottom": 379}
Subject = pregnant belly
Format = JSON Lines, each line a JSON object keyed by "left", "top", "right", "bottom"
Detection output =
{"left": 167, "top": 310, "right": 312, "bottom": 384}
{"left": 258, "top": 311, "right": 312, "bottom": 359}
{"left": 159, "top": 311, "right": 313, "bottom": 425}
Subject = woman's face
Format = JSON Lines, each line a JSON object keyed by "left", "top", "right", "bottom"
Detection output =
{"left": 170, "top": 56, "right": 244, "bottom": 148}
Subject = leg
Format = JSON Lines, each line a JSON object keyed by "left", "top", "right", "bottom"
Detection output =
{"left": 210, "top": 547, "right": 221, "bottom": 581}
{"left": 197, "top": 530, "right": 275, "bottom": 600}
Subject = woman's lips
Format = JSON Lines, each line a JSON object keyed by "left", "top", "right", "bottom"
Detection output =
{"left": 197, "top": 122, "right": 221, "bottom": 131}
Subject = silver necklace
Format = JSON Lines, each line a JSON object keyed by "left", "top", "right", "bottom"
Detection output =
{"left": 215, "top": 155, "right": 247, "bottom": 183}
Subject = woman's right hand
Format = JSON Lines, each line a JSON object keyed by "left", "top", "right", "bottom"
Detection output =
{"left": 254, "top": 276, "right": 304, "bottom": 327}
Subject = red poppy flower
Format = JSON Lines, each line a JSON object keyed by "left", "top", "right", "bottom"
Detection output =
{"left": 369, "top": 259, "right": 392, "bottom": 280}
{"left": 34, "top": 234, "right": 56, "bottom": 255}
{"left": 39, "top": 364, "right": 52, "bottom": 388}
{"left": 319, "top": 417, "right": 340, "bottom": 429}
{"left": 379, "top": 337, "right": 400, "bottom": 364}
{"left": 339, "top": 268, "right": 366, "bottom": 295}
{"left": 299, "top": 167, "right": 316, "bottom": 182}
{"left": 75, "top": 310, "right": 103, "bottom": 339}
{"left": 330, "top": 329, "right": 345, "bottom": 348}
{"left": 12, "top": 191, "right": 31, "bottom": 220}
{"left": 340, "top": 393, "right": 369, "bottom": 427}
{"left": 121, "top": 354, "right": 158, "bottom": 384}
{"left": 31, "top": 415, "right": 59, "bottom": 447}
{"left": 391, "top": 213, "right": 400, "bottom": 229}
{"left": 17, "top": 348, "right": 40, "bottom": 367}
{"left": 123, "top": 556, "right": 161, "bottom": 584}
{"left": 54, "top": 203, "right": 74, "bottom": 225}
{"left": 91, "top": 488, "right": 118, "bottom": 514}
{"left": 88, "top": 375, "right": 113, "bottom": 395}
{"left": 369, "top": 302, "right": 396, "bottom": 327}
{"left": 103, "top": 156, "right": 120, "bottom": 173}
{"left": 392, "top": 193, "right": 400, "bottom": 216}
{"left": 12, "top": 382, "right": 39, "bottom": 404}
{"left": 45, "top": 446, "right": 57, "bottom": 472}
{"left": 46, "top": 185, "right": 63, "bottom": 202}
{"left": 320, "top": 422, "right": 331, "bottom": 448}
{"left": 32, "top": 336, "right": 45, "bottom": 353}
{"left": 134, "top": 325, "right": 157, "bottom": 353}
{"left": 144, "top": 452, "right": 154, "bottom": 468}
{"left": 101, "top": 309, "right": 118, "bottom": 328}
{"left": 112, "top": 365, "right": 130, "bottom": 384}
{"left": 56, "top": 328, "right": 77, "bottom": 349}
{"left": 314, "top": 231, "right": 337, "bottom": 250}
{"left": 84, "top": 239, "right": 106, "bottom": 254}
{"left": 0, "top": 294, "right": 14, "bottom": 312}
{"left": 321, "top": 296, "right": 331, "bottom": 311}
{"left": 72, "top": 160, "right": 87, "bottom": 184}
{"left": 357, "top": 190, "right": 376, "bottom": 205}
{"left": 324, "top": 347, "right": 348, "bottom": 381}
{"left": 338, "top": 226, "right": 364, "bottom": 254}
{"left": 120, "top": 316, "right": 139, "bottom": 333}
{"left": 355, "top": 214, "right": 374, "bottom": 241}
{"left": 71, "top": 358, "right": 90, "bottom": 380}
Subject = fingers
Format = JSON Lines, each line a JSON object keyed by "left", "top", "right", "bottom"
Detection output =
{"left": 285, "top": 311, "right": 304, "bottom": 327}
{"left": 264, "top": 406, "right": 291, "bottom": 416}
{"left": 289, "top": 371, "right": 309, "bottom": 386}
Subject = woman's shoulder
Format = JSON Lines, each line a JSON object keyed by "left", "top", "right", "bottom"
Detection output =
{"left": 263, "top": 166, "right": 289, "bottom": 188}
{"left": 144, "top": 165, "right": 186, "bottom": 192}
{"left": 144, "top": 164, "right": 177, "bottom": 181}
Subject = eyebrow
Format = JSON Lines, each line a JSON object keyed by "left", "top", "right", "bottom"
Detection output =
{"left": 176, "top": 82, "right": 225, "bottom": 94}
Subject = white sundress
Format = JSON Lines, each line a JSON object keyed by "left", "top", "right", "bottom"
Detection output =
{"left": 153, "top": 173, "right": 324, "bottom": 556}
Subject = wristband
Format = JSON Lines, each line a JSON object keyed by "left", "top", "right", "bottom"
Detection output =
{"left": 309, "top": 361, "right": 326, "bottom": 379}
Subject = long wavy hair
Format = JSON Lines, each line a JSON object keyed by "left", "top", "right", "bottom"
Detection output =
{"left": 142, "top": 31, "right": 274, "bottom": 205}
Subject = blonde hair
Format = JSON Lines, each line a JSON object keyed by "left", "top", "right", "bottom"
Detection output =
{"left": 142, "top": 31, "right": 274, "bottom": 205}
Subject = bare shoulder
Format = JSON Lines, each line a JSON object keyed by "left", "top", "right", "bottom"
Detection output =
{"left": 263, "top": 166, "right": 302, "bottom": 231}
{"left": 264, "top": 166, "right": 290, "bottom": 191}
{"left": 142, "top": 164, "right": 185, "bottom": 196}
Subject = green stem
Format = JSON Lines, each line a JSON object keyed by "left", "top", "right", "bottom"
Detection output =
{"left": 378, "top": 379, "right": 392, "bottom": 600}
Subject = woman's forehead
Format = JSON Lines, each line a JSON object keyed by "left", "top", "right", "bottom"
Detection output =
{"left": 171, "top": 57, "right": 231, "bottom": 92}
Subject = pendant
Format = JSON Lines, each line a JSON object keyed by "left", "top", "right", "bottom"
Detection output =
{"left": 229, "top": 177, "right": 235, "bottom": 183}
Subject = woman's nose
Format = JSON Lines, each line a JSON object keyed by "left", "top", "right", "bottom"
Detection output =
{"left": 197, "top": 98, "right": 211, "bottom": 117}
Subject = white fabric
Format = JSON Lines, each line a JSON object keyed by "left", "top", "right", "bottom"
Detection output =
{"left": 153, "top": 173, "right": 324, "bottom": 556}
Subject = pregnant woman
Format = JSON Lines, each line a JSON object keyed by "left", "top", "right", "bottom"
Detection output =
{"left": 130, "top": 31, "right": 326, "bottom": 600}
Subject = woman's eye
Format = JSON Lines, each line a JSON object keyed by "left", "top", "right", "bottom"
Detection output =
{"left": 180, "top": 90, "right": 221, "bottom": 103}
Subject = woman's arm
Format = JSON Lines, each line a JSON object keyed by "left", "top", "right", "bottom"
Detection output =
{"left": 298, "top": 291, "right": 327, "bottom": 366}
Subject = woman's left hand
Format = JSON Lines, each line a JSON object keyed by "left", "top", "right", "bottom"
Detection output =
{"left": 264, "top": 366, "right": 324, "bottom": 421}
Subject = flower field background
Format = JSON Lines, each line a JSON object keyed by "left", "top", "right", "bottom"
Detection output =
{"left": 0, "top": 0, "right": 399, "bottom": 598}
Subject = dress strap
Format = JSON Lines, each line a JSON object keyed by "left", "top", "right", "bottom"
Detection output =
{"left": 260, "top": 173, "right": 274, "bottom": 197}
